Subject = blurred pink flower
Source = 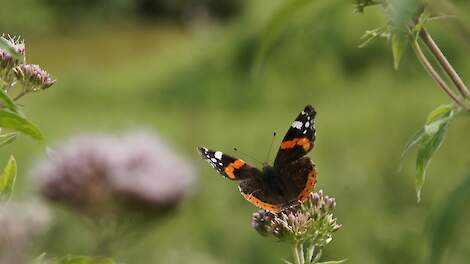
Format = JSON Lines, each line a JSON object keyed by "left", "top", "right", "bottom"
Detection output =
{"left": 33, "top": 131, "right": 195, "bottom": 220}
{"left": 0, "top": 201, "right": 50, "bottom": 264}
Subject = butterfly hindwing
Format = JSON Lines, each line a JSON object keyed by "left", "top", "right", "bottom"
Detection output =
{"left": 238, "top": 178, "right": 284, "bottom": 212}
{"left": 198, "top": 147, "right": 261, "bottom": 180}
{"left": 274, "top": 105, "right": 316, "bottom": 169}
{"left": 278, "top": 156, "right": 317, "bottom": 203}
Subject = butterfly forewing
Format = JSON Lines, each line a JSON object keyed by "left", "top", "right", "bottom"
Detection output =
{"left": 274, "top": 105, "right": 316, "bottom": 169}
{"left": 198, "top": 147, "right": 261, "bottom": 180}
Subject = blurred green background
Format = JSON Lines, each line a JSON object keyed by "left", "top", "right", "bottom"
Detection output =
{"left": 1, "top": 0, "right": 470, "bottom": 263}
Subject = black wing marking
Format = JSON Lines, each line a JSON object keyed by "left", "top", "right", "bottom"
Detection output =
{"left": 197, "top": 147, "right": 262, "bottom": 180}
{"left": 273, "top": 105, "right": 316, "bottom": 169}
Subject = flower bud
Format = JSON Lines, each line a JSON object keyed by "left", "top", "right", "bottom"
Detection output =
{"left": 0, "top": 34, "right": 25, "bottom": 83}
{"left": 13, "top": 64, "right": 55, "bottom": 91}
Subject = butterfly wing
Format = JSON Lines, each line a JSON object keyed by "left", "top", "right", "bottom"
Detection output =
{"left": 273, "top": 105, "right": 316, "bottom": 170}
{"left": 198, "top": 147, "right": 284, "bottom": 212}
{"left": 198, "top": 147, "right": 262, "bottom": 180}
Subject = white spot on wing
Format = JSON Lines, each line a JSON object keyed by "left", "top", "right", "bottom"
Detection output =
{"left": 211, "top": 158, "right": 217, "bottom": 163}
{"left": 305, "top": 122, "right": 310, "bottom": 127}
{"left": 292, "top": 121, "right": 303, "bottom": 129}
{"left": 214, "top": 151, "right": 223, "bottom": 160}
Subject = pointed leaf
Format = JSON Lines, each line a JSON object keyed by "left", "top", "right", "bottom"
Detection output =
{"left": 426, "top": 104, "right": 454, "bottom": 123}
{"left": 415, "top": 123, "right": 454, "bottom": 202}
{"left": 399, "top": 127, "right": 425, "bottom": 171}
{"left": 391, "top": 33, "right": 406, "bottom": 70}
{"left": 0, "top": 155, "right": 17, "bottom": 201}
{"left": 0, "top": 109, "right": 44, "bottom": 143}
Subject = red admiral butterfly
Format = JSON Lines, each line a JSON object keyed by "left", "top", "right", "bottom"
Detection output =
{"left": 198, "top": 105, "right": 317, "bottom": 213}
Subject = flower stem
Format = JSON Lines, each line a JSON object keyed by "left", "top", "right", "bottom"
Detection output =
{"left": 419, "top": 28, "right": 470, "bottom": 99}
{"left": 13, "top": 90, "right": 28, "bottom": 101}
{"left": 410, "top": 37, "right": 470, "bottom": 111}
{"left": 306, "top": 243, "right": 315, "bottom": 263}
{"left": 293, "top": 242, "right": 302, "bottom": 264}
{"left": 299, "top": 243, "right": 305, "bottom": 264}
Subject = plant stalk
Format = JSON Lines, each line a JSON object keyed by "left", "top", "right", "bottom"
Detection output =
{"left": 410, "top": 38, "right": 470, "bottom": 111}
{"left": 419, "top": 28, "right": 470, "bottom": 99}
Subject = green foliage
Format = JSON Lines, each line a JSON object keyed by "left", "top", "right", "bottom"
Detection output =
{"left": 0, "top": 132, "right": 17, "bottom": 148}
{"left": 0, "top": 35, "right": 23, "bottom": 61}
{"left": 316, "top": 260, "right": 347, "bottom": 264}
{"left": 428, "top": 174, "right": 470, "bottom": 264}
{"left": 0, "top": 109, "right": 45, "bottom": 143}
{"left": 51, "top": 256, "right": 115, "bottom": 264}
{"left": 0, "top": 155, "right": 17, "bottom": 201}
{"left": 400, "top": 104, "right": 460, "bottom": 202}
{"left": 252, "top": 0, "right": 339, "bottom": 77}
{"left": 0, "top": 88, "right": 20, "bottom": 113}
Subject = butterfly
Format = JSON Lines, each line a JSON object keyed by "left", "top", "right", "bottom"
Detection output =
{"left": 198, "top": 105, "right": 317, "bottom": 213}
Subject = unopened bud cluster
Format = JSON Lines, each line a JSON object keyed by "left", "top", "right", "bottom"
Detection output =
{"left": 0, "top": 35, "right": 25, "bottom": 84}
{"left": 0, "top": 34, "right": 55, "bottom": 93}
{"left": 252, "top": 190, "right": 341, "bottom": 246}
{"left": 14, "top": 64, "right": 55, "bottom": 90}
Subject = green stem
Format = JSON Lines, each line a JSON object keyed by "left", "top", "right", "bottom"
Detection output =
{"left": 410, "top": 38, "right": 470, "bottom": 111}
{"left": 299, "top": 243, "right": 305, "bottom": 264}
{"left": 419, "top": 28, "right": 470, "bottom": 99}
{"left": 293, "top": 242, "right": 302, "bottom": 264}
{"left": 13, "top": 89, "right": 28, "bottom": 101}
{"left": 312, "top": 248, "right": 323, "bottom": 263}
{"left": 306, "top": 243, "right": 315, "bottom": 263}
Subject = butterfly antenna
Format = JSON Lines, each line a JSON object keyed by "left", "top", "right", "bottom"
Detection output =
{"left": 265, "top": 132, "right": 277, "bottom": 164}
{"left": 233, "top": 147, "right": 263, "bottom": 166}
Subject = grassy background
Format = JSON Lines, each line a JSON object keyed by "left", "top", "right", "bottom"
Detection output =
{"left": 1, "top": 0, "right": 470, "bottom": 263}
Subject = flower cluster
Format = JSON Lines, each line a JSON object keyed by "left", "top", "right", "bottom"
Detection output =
{"left": 0, "top": 201, "right": 50, "bottom": 263}
{"left": 0, "top": 33, "right": 55, "bottom": 97}
{"left": 0, "top": 34, "right": 25, "bottom": 84}
{"left": 14, "top": 64, "right": 55, "bottom": 91}
{"left": 252, "top": 190, "right": 342, "bottom": 264}
{"left": 33, "top": 131, "right": 195, "bottom": 222}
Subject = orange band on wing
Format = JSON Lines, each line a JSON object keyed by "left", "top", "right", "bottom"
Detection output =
{"left": 224, "top": 159, "right": 245, "bottom": 179}
{"left": 297, "top": 167, "right": 317, "bottom": 202}
{"left": 280, "top": 137, "right": 311, "bottom": 151}
{"left": 241, "top": 192, "right": 281, "bottom": 213}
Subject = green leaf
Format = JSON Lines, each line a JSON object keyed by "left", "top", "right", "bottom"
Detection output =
{"left": 426, "top": 104, "right": 454, "bottom": 123}
{"left": 52, "top": 255, "right": 115, "bottom": 264}
{"left": 0, "top": 132, "right": 18, "bottom": 148}
{"left": 399, "top": 127, "right": 424, "bottom": 171}
{"left": 0, "top": 88, "right": 20, "bottom": 113}
{"left": 391, "top": 33, "right": 406, "bottom": 70}
{"left": 0, "top": 36, "right": 22, "bottom": 61}
{"left": 428, "top": 174, "right": 470, "bottom": 264}
{"left": 252, "top": 0, "right": 339, "bottom": 78}
{"left": 415, "top": 105, "right": 458, "bottom": 202}
{"left": 358, "top": 26, "right": 388, "bottom": 48}
{"left": 316, "top": 259, "right": 347, "bottom": 264}
{"left": 31, "top": 253, "right": 47, "bottom": 264}
{"left": 0, "top": 155, "right": 17, "bottom": 201}
{"left": 0, "top": 109, "right": 45, "bottom": 143}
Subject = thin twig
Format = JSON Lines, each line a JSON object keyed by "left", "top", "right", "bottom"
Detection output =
{"left": 419, "top": 28, "right": 470, "bottom": 98}
{"left": 13, "top": 90, "right": 28, "bottom": 101}
{"left": 410, "top": 38, "right": 470, "bottom": 111}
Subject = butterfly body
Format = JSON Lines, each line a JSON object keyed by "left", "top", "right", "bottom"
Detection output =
{"left": 198, "top": 105, "right": 317, "bottom": 213}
